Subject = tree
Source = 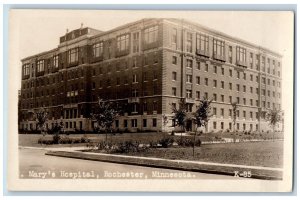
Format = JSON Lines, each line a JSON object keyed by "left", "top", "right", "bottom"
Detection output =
{"left": 171, "top": 99, "right": 187, "bottom": 141}
{"left": 231, "top": 102, "right": 238, "bottom": 143}
{"left": 91, "top": 98, "right": 119, "bottom": 142}
{"left": 35, "top": 109, "right": 48, "bottom": 136}
{"left": 266, "top": 108, "right": 281, "bottom": 141}
{"left": 192, "top": 97, "right": 212, "bottom": 157}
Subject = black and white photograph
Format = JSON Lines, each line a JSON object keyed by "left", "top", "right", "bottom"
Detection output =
{"left": 7, "top": 9, "right": 294, "bottom": 192}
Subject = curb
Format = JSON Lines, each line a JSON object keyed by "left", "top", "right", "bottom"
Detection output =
{"left": 45, "top": 150, "right": 283, "bottom": 180}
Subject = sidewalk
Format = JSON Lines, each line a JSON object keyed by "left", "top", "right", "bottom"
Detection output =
{"left": 30, "top": 145, "right": 284, "bottom": 180}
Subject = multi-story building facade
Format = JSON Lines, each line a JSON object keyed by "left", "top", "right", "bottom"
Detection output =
{"left": 19, "top": 18, "right": 282, "bottom": 133}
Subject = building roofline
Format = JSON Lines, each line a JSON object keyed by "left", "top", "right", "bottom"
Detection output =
{"left": 165, "top": 18, "right": 282, "bottom": 58}
{"left": 21, "top": 17, "right": 283, "bottom": 62}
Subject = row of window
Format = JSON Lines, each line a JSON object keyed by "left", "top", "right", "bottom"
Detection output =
{"left": 172, "top": 72, "right": 281, "bottom": 89}
{"left": 171, "top": 88, "right": 280, "bottom": 108}
{"left": 212, "top": 121, "right": 259, "bottom": 131}
{"left": 174, "top": 57, "right": 281, "bottom": 78}
{"left": 171, "top": 29, "right": 281, "bottom": 72}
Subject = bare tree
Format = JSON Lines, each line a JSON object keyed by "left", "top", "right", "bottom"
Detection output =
{"left": 192, "top": 97, "right": 212, "bottom": 157}
{"left": 91, "top": 98, "right": 119, "bottom": 142}
{"left": 35, "top": 109, "right": 48, "bottom": 136}
{"left": 231, "top": 102, "right": 238, "bottom": 143}
{"left": 266, "top": 108, "right": 281, "bottom": 141}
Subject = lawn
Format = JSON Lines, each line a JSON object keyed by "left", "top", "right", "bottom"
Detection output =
{"left": 19, "top": 130, "right": 283, "bottom": 148}
{"left": 113, "top": 141, "right": 284, "bottom": 168}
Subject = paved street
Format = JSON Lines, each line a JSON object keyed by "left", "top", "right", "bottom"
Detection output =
{"left": 19, "top": 148, "right": 238, "bottom": 179}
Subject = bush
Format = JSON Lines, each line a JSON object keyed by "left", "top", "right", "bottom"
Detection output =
{"left": 114, "top": 141, "right": 141, "bottom": 153}
{"left": 80, "top": 136, "right": 90, "bottom": 143}
{"left": 53, "top": 134, "right": 61, "bottom": 144}
{"left": 158, "top": 136, "right": 174, "bottom": 148}
{"left": 177, "top": 138, "right": 202, "bottom": 147}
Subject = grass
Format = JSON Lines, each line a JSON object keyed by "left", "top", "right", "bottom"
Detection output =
{"left": 19, "top": 130, "right": 284, "bottom": 148}
{"left": 113, "top": 141, "right": 284, "bottom": 168}
{"left": 19, "top": 133, "right": 283, "bottom": 168}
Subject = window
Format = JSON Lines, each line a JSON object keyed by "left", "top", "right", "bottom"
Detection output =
{"left": 214, "top": 66, "right": 217, "bottom": 74}
{"left": 221, "top": 67, "right": 224, "bottom": 75}
{"left": 172, "top": 28, "right": 177, "bottom": 49}
{"left": 243, "top": 98, "right": 246, "bottom": 105}
{"left": 205, "top": 78, "right": 208, "bottom": 86}
{"left": 196, "top": 76, "right": 200, "bottom": 85}
{"left": 68, "top": 48, "right": 78, "bottom": 63}
{"left": 237, "top": 97, "right": 240, "bottom": 104}
{"left": 23, "top": 64, "right": 30, "bottom": 76}
{"left": 213, "top": 93, "right": 217, "bottom": 101}
{"left": 243, "top": 73, "right": 246, "bottom": 80}
{"left": 250, "top": 74, "right": 253, "bottom": 81}
{"left": 153, "top": 101, "right": 158, "bottom": 111}
{"left": 250, "top": 99, "right": 253, "bottom": 106}
{"left": 250, "top": 87, "right": 253, "bottom": 93}
{"left": 229, "top": 109, "right": 232, "bottom": 117}
{"left": 172, "top": 87, "right": 177, "bottom": 96}
{"left": 116, "top": 77, "right": 120, "bottom": 85}
{"left": 37, "top": 60, "right": 45, "bottom": 72}
{"left": 153, "top": 118, "right": 157, "bottom": 127}
{"left": 221, "top": 95, "right": 224, "bottom": 102}
{"left": 213, "top": 122, "right": 217, "bottom": 129}
{"left": 228, "top": 46, "right": 233, "bottom": 63}
{"left": 117, "top": 34, "right": 130, "bottom": 51}
{"left": 205, "top": 64, "right": 208, "bottom": 72}
{"left": 172, "top": 56, "right": 177, "bottom": 65}
{"left": 236, "top": 46, "right": 246, "bottom": 63}
{"left": 186, "top": 90, "right": 192, "bottom": 98}
{"left": 221, "top": 81, "right": 224, "bottom": 89}
{"left": 221, "top": 108, "right": 224, "bottom": 117}
{"left": 229, "top": 83, "right": 232, "bottom": 90}
{"left": 250, "top": 53, "right": 253, "bottom": 68}
{"left": 172, "top": 72, "right": 177, "bottom": 81}
{"left": 143, "top": 72, "right": 148, "bottom": 82}
{"left": 213, "top": 80, "right": 217, "bottom": 87}
{"left": 186, "top": 75, "right": 192, "bottom": 83}
{"left": 196, "top": 91, "right": 200, "bottom": 99}
{"left": 131, "top": 119, "right": 138, "bottom": 128}
{"left": 236, "top": 84, "right": 240, "bottom": 92}
{"left": 186, "top": 59, "right": 193, "bottom": 68}
{"left": 132, "top": 89, "right": 138, "bottom": 97}
{"left": 213, "top": 38, "right": 225, "bottom": 59}
{"left": 262, "top": 56, "right": 266, "bottom": 71}
{"left": 196, "top": 34, "right": 209, "bottom": 53}
{"left": 53, "top": 55, "right": 59, "bottom": 68}
{"left": 243, "top": 85, "right": 246, "bottom": 92}
{"left": 229, "top": 69, "right": 233, "bottom": 77}
{"left": 132, "top": 32, "right": 139, "bottom": 53}
{"left": 144, "top": 26, "right": 158, "bottom": 44}
{"left": 196, "top": 62, "right": 200, "bottom": 70}
{"left": 237, "top": 71, "right": 240, "bottom": 79}
{"left": 92, "top": 42, "right": 103, "bottom": 57}
{"left": 204, "top": 92, "right": 208, "bottom": 99}
{"left": 143, "top": 102, "right": 148, "bottom": 112}
{"left": 132, "top": 74, "right": 137, "bottom": 83}
{"left": 213, "top": 107, "right": 217, "bottom": 115}
{"left": 186, "top": 32, "right": 193, "bottom": 53}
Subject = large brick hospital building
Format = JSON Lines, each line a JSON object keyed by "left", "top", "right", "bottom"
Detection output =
{"left": 19, "top": 18, "right": 282, "bottom": 133}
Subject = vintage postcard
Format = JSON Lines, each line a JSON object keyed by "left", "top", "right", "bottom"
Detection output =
{"left": 7, "top": 9, "right": 294, "bottom": 192}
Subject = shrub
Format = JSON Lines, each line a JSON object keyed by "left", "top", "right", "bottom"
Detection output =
{"left": 158, "top": 136, "right": 174, "bottom": 148}
{"left": 80, "top": 136, "right": 90, "bottom": 143}
{"left": 53, "top": 134, "right": 61, "bottom": 144}
{"left": 177, "top": 138, "right": 202, "bottom": 147}
{"left": 114, "top": 141, "right": 141, "bottom": 153}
